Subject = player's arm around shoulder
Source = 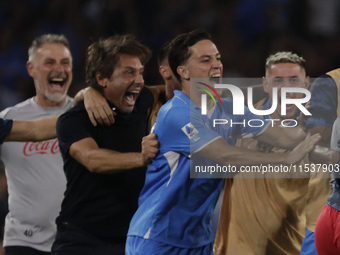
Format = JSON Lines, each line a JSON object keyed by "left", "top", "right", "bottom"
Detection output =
{"left": 4, "top": 116, "right": 58, "bottom": 142}
{"left": 74, "top": 87, "right": 116, "bottom": 126}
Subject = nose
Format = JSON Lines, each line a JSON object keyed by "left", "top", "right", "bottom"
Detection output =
{"left": 212, "top": 57, "right": 222, "bottom": 69}
{"left": 54, "top": 63, "right": 65, "bottom": 73}
{"left": 282, "top": 78, "right": 291, "bottom": 88}
{"left": 275, "top": 79, "right": 290, "bottom": 93}
{"left": 135, "top": 72, "right": 144, "bottom": 85}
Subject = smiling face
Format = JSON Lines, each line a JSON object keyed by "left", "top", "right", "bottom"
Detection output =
{"left": 177, "top": 39, "right": 223, "bottom": 99}
{"left": 180, "top": 39, "right": 222, "bottom": 80}
{"left": 263, "top": 62, "right": 309, "bottom": 120}
{"left": 99, "top": 54, "right": 144, "bottom": 114}
{"left": 27, "top": 43, "right": 72, "bottom": 107}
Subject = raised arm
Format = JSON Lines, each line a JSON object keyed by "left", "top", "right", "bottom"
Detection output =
{"left": 4, "top": 116, "right": 58, "bottom": 142}
{"left": 74, "top": 87, "right": 116, "bottom": 126}
{"left": 255, "top": 124, "right": 306, "bottom": 150}
{"left": 69, "top": 133, "right": 159, "bottom": 174}
{"left": 198, "top": 133, "right": 320, "bottom": 168}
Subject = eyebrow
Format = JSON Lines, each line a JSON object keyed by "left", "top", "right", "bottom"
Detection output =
{"left": 44, "top": 57, "right": 71, "bottom": 62}
{"left": 272, "top": 75, "right": 299, "bottom": 78}
{"left": 198, "top": 53, "right": 221, "bottom": 58}
{"left": 123, "top": 66, "right": 144, "bottom": 72}
{"left": 44, "top": 58, "right": 55, "bottom": 62}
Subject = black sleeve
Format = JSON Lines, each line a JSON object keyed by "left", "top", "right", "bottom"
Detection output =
{"left": 56, "top": 104, "right": 94, "bottom": 156}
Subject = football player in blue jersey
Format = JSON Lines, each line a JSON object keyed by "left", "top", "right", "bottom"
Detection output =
{"left": 125, "top": 30, "right": 321, "bottom": 255}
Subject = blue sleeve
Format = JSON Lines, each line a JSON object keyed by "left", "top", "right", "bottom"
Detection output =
{"left": 189, "top": 107, "right": 222, "bottom": 153}
{"left": 0, "top": 118, "right": 13, "bottom": 144}
{"left": 300, "top": 228, "right": 317, "bottom": 255}
{"left": 154, "top": 106, "right": 221, "bottom": 156}
{"left": 306, "top": 75, "right": 338, "bottom": 130}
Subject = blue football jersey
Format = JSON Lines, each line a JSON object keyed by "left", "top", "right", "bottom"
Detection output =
{"left": 127, "top": 91, "right": 268, "bottom": 248}
{"left": 306, "top": 74, "right": 338, "bottom": 130}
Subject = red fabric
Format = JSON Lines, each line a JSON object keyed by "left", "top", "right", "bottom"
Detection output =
{"left": 315, "top": 204, "right": 340, "bottom": 255}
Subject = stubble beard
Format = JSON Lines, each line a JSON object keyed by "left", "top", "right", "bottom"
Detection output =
{"left": 45, "top": 90, "right": 67, "bottom": 102}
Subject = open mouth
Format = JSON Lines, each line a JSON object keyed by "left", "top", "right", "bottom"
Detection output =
{"left": 49, "top": 77, "right": 66, "bottom": 91}
{"left": 209, "top": 74, "right": 221, "bottom": 84}
{"left": 124, "top": 90, "right": 140, "bottom": 106}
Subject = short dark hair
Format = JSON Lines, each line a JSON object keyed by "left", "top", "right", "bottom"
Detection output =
{"left": 157, "top": 40, "right": 171, "bottom": 66}
{"left": 85, "top": 34, "right": 151, "bottom": 92}
{"left": 168, "top": 29, "right": 212, "bottom": 82}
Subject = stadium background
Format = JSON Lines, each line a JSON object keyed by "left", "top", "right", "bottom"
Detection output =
{"left": 0, "top": 0, "right": 340, "bottom": 111}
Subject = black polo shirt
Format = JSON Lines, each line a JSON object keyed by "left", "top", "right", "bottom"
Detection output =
{"left": 56, "top": 87, "right": 154, "bottom": 239}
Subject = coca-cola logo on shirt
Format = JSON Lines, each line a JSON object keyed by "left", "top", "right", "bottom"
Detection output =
{"left": 23, "top": 139, "right": 60, "bottom": 156}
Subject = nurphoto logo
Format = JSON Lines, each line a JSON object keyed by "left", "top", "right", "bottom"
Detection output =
{"left": 195, "top": 79, "right": 311, "bottom": 128}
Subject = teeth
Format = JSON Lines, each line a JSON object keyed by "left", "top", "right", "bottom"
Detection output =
{"left": 211, "top": 74, "right": 220, "bottom": 78}
{"left": 51, "top": 78, "right": 64, "bottom": 82}
{"left": 129, "top": 90, "right": 140, "bottom": 94}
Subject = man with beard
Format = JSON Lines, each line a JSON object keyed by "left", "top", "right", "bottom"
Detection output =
{"left": 0, "top": 34, "right": 74, "bottom": 255}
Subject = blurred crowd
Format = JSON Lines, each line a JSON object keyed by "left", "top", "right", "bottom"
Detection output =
{"left": 0, "top": 0, "right": 340, "bottom": 110}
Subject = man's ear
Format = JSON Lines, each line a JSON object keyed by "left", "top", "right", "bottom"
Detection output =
{"left": 304, "top": 76, "right": 310, "bottom": 89}
{"left": 96, "top": 72, "right": 107, "bottom": 88}
{"left": 177, "top": 65, "right": 189, "bottom": 80}
{"left": 262, "top": 76, "right": 269, "bottom": 93}
{"left": 26, "top": 61, "right": 34, "bottom": 78}
{"left": 159, "top": 66, "right": 171, "bottom": 80}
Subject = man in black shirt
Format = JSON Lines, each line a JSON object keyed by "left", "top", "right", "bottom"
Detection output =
{"left": 52, "top": 35, "right": 159, "bottom": 255}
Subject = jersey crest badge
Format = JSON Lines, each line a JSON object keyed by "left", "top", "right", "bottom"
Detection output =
{"left": 181, "top": 122, "right": 199, "bottom": 139}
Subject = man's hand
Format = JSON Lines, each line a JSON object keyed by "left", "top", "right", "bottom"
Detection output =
{"left": 83, "top": 87, "right": 116, "bottom": 126}
{"left": 297, "top": 100, "right": 311, "bottom": 126}
{"left": 285, "top": 133, "right": 321, "bottom": 165}
{"left": 141, "top": 133, "right": 159, "bottom": 165}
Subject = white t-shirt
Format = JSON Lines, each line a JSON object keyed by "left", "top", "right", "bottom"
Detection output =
{"left": 0, "top": 97, "right": 73, "bottom": 252}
